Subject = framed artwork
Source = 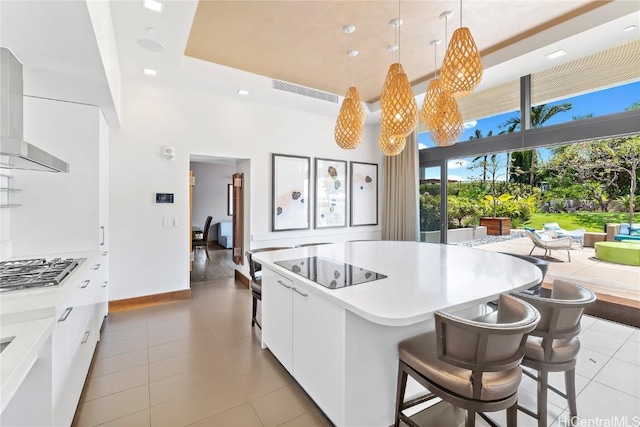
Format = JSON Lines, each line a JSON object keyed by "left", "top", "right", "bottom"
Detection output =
{"left": 227, "top": 183, "right": 233, "bottom": 216}
{"left": 350, "top": 161, "right": 378, "bottom": 226}
{"left": 272, "top": 154, "right": 310, "bottom": 231}
{"left": 315, "top": 158, "right": 347, "bottom": 229}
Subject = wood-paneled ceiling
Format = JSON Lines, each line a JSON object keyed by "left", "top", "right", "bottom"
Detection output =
{"left": 185, "top": 1, "right": 609, "bottom": 103}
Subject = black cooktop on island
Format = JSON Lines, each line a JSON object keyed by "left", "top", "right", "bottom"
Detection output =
{"left": 275, "top": 256, "right": 387, "bottom": 289}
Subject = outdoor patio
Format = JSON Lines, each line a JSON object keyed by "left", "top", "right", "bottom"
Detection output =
{"left": 474, "top": 235, "right": 640, "bottom": 325}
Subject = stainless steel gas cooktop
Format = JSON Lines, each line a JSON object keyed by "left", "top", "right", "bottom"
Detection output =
{"left": 0, "top": 258, "right": 84, "bottom": 293}
{"left": 275, "top": 256, "right": 387, "bottom": 289}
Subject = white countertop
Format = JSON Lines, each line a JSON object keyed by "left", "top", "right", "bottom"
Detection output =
{"left": 0, "top": 250, "right": 100, "bottom": 414}
{"left": 253, "top": 241, "right": 542, "bottom": 326}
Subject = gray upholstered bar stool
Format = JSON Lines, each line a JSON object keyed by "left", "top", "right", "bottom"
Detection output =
{"left": 245, "top": 247, "right": 290, "bottom": 328}
{"left": 499, "top": 253, "right": 549, "bottom": 295}
{"left": 511, "top": 279, "right": 596, "bottom": 427}
{"left": 395, "top": 295, "right": 540, "bottom": 427}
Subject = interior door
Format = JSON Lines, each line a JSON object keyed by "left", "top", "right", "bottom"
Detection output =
{"left": 189, "top": 170, "right": 194, "bottom": 271}
{"left": 232, "top": 173, "right": 244, "bottom": 265}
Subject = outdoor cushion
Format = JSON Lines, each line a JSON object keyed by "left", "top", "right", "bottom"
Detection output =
{"left": 543, "top": 222, "right": 562, "bottom": 231}
{"left": 595, "top": 242, "right": 640, "bottom": 266}
{"left": 615, "top": 234, "right": 640, "bottom": 242}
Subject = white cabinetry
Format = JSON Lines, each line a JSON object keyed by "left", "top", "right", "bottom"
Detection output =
{"left": 261, "top": 268, "right": 344, "bottom": 424}
{"left": 52, "top": 256, "right": 101, "bottom": 427}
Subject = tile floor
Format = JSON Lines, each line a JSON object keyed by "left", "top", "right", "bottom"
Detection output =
{"left": 73, "top": 278, "right": 640, "bottom": 427}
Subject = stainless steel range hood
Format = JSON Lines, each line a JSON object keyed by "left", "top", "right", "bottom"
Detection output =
{"left": 0, "top": 47, "right": 69, "bottom": 173}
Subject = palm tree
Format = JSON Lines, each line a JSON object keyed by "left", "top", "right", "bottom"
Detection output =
{"left": 470, "top": 129, "right": 493, "bottom": 185}
{"left": 500, "top": 103, "right": 572, "bottom": 185}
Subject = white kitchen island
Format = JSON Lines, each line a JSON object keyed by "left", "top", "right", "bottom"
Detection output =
{"left": 254, "top": 241, "right": 542, "bottom": 427}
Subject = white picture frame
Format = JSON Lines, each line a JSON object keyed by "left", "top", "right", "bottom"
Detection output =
{"left": 272, "top": 154, "right": 310, "bottom": 231}
{"left": 350, "top": 161, "right": 378, "bottom": 226}
{"left": 314, "top": 158, "right": 347, "bottom": 229}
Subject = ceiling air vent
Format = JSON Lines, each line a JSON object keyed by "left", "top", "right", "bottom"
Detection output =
{"left": 272, "top": 80, "right": 339, "bottom": 104}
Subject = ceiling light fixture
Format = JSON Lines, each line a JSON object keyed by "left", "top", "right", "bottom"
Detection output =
{"left": 143, "top": 68, "right": 157, "bottom": 76}
{"left": 143, "top": 0, "right": 162, "bottom": 12}
{"left": 430, "top": 12, "right": 463, "bottom": 147}
{"left": 237, "top": 89, "right": 249, "bottom": 96}
{"left": 623, "top": 25, "right": 636, "bottom": 32}
{"left": 420, "top": 39, "right": 443, "bottom": 131}
{"left": 335, "top": 25, "right": 365, "bottom": 150}
{"left": 545, "top": 49, "right": 567, "bottom": 60}
{"left": 440, "top": 0, "right": 483, "bottom": 97}
{"left": 379, "top": 9, "right": 418, "bottom": 156}
{"left": 146, "top": 27, "right": 158, "bottom": 34}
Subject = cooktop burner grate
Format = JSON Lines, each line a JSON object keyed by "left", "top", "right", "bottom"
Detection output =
{"left": 0, "top": 258, "right": 84, "bottom": 293}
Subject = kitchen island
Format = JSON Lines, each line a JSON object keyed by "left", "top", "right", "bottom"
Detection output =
{"left": 253, "top": 241, "right": 542, "bottom": 426}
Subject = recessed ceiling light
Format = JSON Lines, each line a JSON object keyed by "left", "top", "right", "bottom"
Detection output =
{"left": 142, "top": 0, "right": 162, "bottom": 12}
{"left": 146, "top": 27, "right": 158, "bottom": 34}
{"left": 624, "top": 25, "right": 636, "bottom": 32}
{"left": 237, "top": 89, "right": 249, "bottom": 96}
{"left": 137, "top": 39, "right": 165, "bottom": 52}
{"left": 545, "top": 49, "right": 567, "bottom": 60}
{"left": 143, "top": 68, "right": 157, "bottom": 76}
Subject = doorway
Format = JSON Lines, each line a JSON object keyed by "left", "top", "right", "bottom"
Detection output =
{"left": 189, "top": 156, "right": 247, "bottom": 283}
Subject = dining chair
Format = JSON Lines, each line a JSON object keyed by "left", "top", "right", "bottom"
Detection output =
{"left": 245, "top": 247, "right": 290, "bottom": 328}
{"left": 499, "top": 252, "right": 549, "bottom": 295}
{"left": 511, "top": 279, "right": 596, "bottom": 427}
{"left": 192, "top": 216, "right": 212, "bottom": 259}
{"left": 395, "top": 294, "right": 540, "bottom": 427}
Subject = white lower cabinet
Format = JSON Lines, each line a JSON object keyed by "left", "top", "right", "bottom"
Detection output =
{"left": 262, "top": 268, "right": 345, "bottom": 425}
{"left": 94, "top": 250, "right": 109, "bottom": 337}
{"left": 52, "top": 255, "right": 101, "bottom": 426}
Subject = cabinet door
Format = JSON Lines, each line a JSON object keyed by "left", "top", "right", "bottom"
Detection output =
{"left": 292, "top": 284, "right": 345, "bottom": 424}
{"left": 94, "top": 250, "right": 109, "bottom": 334}
{"left": 261, "top": 268, "right": 293, "bottom": 373}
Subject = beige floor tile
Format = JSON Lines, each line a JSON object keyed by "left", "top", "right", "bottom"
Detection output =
{"left": 613, "top": 339, "right": 640, "bottom": 366}
{"left": 228, "top": 348, "right": 280, "bottom": 376}
{"left": 96, "top": 336, "right": 148, "bottom": 360}
{"left": 149, "top": 352, "right": 233, "bottom": 383}
{"left": 224, "top": 335, "right": 265, "bottom": 358}
{"left": 250, "top": 385, "right": 314, "bottom": 427}
{"left": 594, "top": 357, "right": 640, "bottom": 397}
{"left": 239, "top": 365, "right": 291, "bottom": 400}
{"left": 147, "top": 325, "right": 213, "bottom": 348}
{"left": 89, "top": 349, "right": 148, "bottom": 378}
{"left": 150, "top": 378, "right": 248, "bottom": 427}
{"left": 100, "top": 325, "right": 148, "bottom": 345}
{"left": 188, "top": 403, "right": 263, "bottom": 427}
{"left": 150, "top": 359, "right": 236, "bottom": 406}
{"left": 83, "top": 364, "right": 149, "bottom": 401}
{"left": 277, "top": 412, "right": 332, "bottom": 427}
{"left": 147, "top": 336, "right": 221, "bottom": 363}
{"left": 97, "top": 409, "right": 150, "bottom": 427}
{"left": 74, "top": 384, "right": 149, "bottom": 427}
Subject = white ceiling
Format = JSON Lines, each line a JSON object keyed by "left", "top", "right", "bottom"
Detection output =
{"left": 1, "top": 0, "right": 638, "bottom": 127}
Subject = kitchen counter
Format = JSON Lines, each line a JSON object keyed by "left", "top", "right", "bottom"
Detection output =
{"left": 253, "top": 241, "right": 542, "bottom": 326}
{"left": 254, "top": 241, "right": 542, "bottom": 426}
{"left": 0, "top": 250, "right": 100, "bottom": 419}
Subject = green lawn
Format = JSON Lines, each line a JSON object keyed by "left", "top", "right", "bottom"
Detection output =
{"left": 524, "top": 212, "right": 633, "bottom": 232}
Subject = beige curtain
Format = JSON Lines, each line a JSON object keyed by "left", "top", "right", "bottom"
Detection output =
{"left": 382, "top": 131, "right": 419, "bottom": 241}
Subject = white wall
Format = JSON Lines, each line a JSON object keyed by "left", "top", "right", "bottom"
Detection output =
{"left": 11, "top": 97, "right": 100, "bottom": 256}
{"left": 190, "top": 161, "right": 235, "bottom": 241}
{"left": 110, "top": 77, "right": 382, "bottom": 300}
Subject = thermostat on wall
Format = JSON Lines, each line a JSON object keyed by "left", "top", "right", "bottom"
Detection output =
{"left": 155, "top": 193, "right": 174, "bottom": 204}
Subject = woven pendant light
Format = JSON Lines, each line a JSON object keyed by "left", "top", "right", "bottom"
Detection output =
{"left": 335, "top": 93, "right": 364, "bottom": 149}
{"left": 440, "top": 1, "right": 482, "bottom": 97}
{"left": 378, "top": 129, "right": 406, "bottom": 156}
{"left": 380, "top": 63, "right": 417, "bottom": 138}
{"left": 420, "top": 39, "right": 443, "bottom": 131}
{"left": 429, "top": 92, "right": 463, "bottom": 147}
{"left": 334, "top": 25, "right": 365, "bottom": 150}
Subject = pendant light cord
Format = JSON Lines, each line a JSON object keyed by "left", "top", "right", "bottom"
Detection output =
{"left": 397, "top": 0, "right": 401, "bottom": 63}
{"left": 434, "top": 43, "right": 438, "bottom": 78}
{"left": 460, "top": 0, "right": 463, "bottom": 27}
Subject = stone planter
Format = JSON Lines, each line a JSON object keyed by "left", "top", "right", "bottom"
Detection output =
{"left": 480, "top": 217, "right": 511, "bottom": 236}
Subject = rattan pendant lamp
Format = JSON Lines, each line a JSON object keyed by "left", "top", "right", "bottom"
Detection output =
{"left": 334, "top": 25, "right": 365, "bottom": 150}
{"left": 379, "top": 12, "right": 417, "bottom": 148}
{"left": 430, "top": 11, "right": 463, "bottom": 147}
{"left": 420, "top": 39, "right": 442, "bottom": 131}
{"left": 379, "top": 45, "right": 407, "bottom": 156}
{"left": 440, "top": 0, "right": 483, "bottom": 97}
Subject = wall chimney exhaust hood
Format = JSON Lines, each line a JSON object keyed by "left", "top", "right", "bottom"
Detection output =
{"left": 0, "top": 47, "right": 69, "bottom": 173}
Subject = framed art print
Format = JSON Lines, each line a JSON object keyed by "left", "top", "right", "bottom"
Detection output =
{"left": 315, "top": 158, "right": 347, "bottom": 229}
{"left": 350, "top": 161, "right": 378, "bottom": 226}
{"left": 272, "top": 154, "right": 310, "bottom": 231}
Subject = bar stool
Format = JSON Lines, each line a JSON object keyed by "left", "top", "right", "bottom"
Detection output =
{"left": 245, "top": 247, "right": 290, "bottom": 328}
{"left": 395, "top": 295, "right": 540, "bottom": 427}
{"left": 499, "top": 253, "right": 549, "bottom": 295}
{"left": 511, "top": 279, "right": 596, "bottom": 427}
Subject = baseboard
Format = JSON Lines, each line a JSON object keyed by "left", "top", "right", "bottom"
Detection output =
{"left": 109, "top": 289, "right": 191, "bottom": 313}
{"left": 235, "top": 269, "right": 250, "bottom": 288}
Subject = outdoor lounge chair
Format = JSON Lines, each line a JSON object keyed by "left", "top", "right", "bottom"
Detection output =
{"left": 542, "top": 222, "right": 586, "bottom": 248}
{"left": 525, "top": 230, "right": 573, "bottom": 262}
